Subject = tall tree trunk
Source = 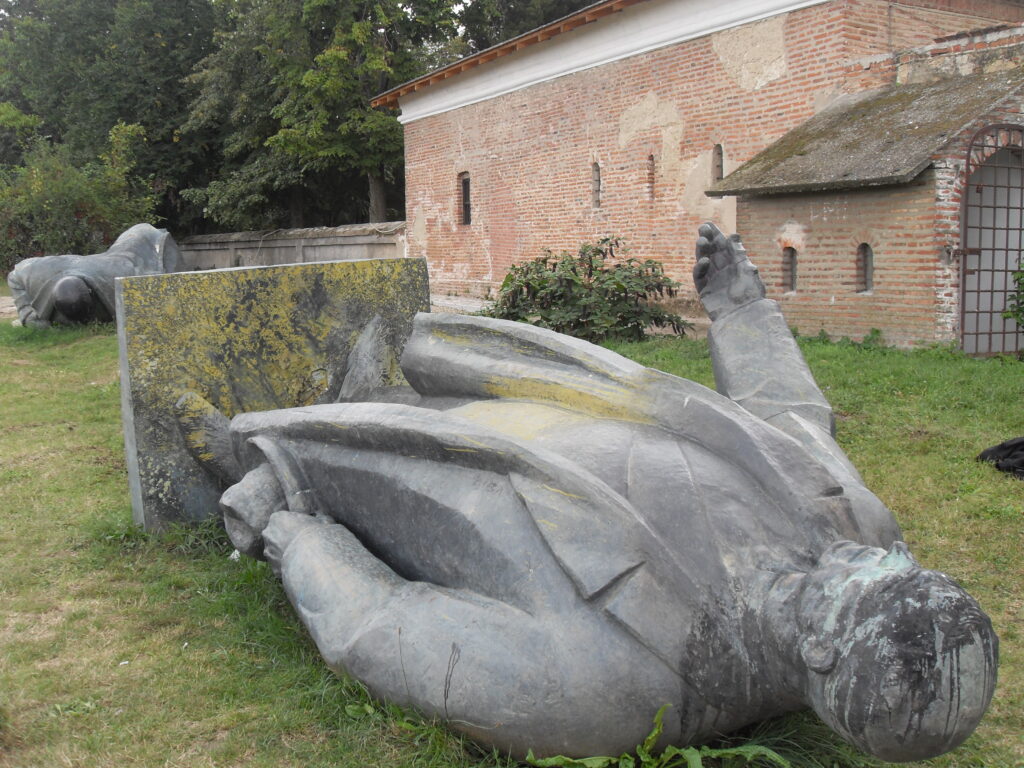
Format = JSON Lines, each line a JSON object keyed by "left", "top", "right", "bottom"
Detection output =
{"left": 368, "top": 172, "right": 387, "bottom": 223}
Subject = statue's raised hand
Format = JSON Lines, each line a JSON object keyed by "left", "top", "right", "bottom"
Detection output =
{"left": 693, "top": 222, "right": 765, "bottom": 319}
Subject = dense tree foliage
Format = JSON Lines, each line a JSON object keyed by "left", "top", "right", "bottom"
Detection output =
{"left": 0, "top": 122, "right": 155, "bottom": 272}
{"left": 460, "top": 0, "right": 595, "bottom": 52}
{"left": 0, "top": 0, "right": 219, "bottom": 228}
{"left": 0, "top": 0, "right": 593, "bottom": 261}
{"left": 183, "top": 0, "right": 457, "bottom": 228}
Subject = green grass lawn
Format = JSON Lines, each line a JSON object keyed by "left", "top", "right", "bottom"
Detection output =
{"left": 1, "top": 322, "right": 1021, "bottom": 768}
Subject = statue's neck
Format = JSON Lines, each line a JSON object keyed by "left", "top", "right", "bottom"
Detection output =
{"left": 745, "top": 569, "right": 813, "bottom": 706}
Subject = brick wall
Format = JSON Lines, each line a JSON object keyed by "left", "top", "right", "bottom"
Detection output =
{"left": 404, "top": 0, "right": 1022, "bottom": 299}
{"left": 738, "top": 173, "right": 948, "bottom": 345}
{"left": 736, "top": 95, "right": 1024, "bottom": 347}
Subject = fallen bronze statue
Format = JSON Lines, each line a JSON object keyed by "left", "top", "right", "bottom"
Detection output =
{"left": 6, "top": 223, "right": 180, "bottom": 328}
{"left": 174, "top": 224, "right": 997, "bottom": 763}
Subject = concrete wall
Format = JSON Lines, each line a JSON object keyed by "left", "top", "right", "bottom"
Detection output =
{"left": 179, "top": 222, "right": 406, "bottom": 271}
{"left": 400, "top": 0, "right": 1019, "bottom": 299}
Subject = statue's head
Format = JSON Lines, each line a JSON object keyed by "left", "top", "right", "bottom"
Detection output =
{"left": 52, "top": 275, "right": 108, "bottom": 323}
{"left": 798, "top": 541, "right": 997, "bottom": 761}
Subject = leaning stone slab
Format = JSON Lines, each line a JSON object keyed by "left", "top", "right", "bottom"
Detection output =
{"left": 116, "top": 257, "right": 429, "bottom": 531}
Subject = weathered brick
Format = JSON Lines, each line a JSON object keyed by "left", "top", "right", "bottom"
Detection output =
{"left": 400, "top": 0, "right": 1024, "bottom": 347}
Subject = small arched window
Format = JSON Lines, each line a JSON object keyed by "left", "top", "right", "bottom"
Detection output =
{"left": 856, "top": 243, "right": 874, "bottom": 292}
{"left": 712, "top": 144, "right": 724, "bottom": 182}
{"left": 591, "top": 162, "right": 602, "bottom": 208}
{"left": 782, "top": 246, "right": 798, "bottom": 292}
{"left": 647, "top": 154, "right": 656, "bottom": 200}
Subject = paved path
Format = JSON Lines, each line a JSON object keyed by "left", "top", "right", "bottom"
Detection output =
{"left": 0, "top": 296, "right": 15, "bottom": 320}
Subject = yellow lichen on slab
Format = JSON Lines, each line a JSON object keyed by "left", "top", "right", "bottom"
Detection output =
{"left": 118, "top": 257, "right": 429, "bottom": 530}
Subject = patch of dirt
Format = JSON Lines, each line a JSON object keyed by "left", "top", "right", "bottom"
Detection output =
{"left": 0, "top": 296, "right": 15, "bottom": 319}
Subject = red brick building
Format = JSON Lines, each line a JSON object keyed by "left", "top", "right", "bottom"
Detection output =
{"left": 374, "top": 0, "right": 1024, "bottom": 351}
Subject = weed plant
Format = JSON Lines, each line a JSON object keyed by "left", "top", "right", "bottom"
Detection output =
{"left": 1, "top": 322, "right": 1021, "bottom": 767}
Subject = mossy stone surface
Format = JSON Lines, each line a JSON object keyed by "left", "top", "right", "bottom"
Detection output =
{"left": 116, "top": 257, "right": 429, "bottom": 531}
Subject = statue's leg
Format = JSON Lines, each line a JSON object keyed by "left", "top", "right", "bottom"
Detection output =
{"left": 263, "top": 511, "right": 681, "bottom": 760}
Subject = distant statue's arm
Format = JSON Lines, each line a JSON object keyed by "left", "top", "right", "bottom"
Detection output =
{"left": 7, "top": 261, "right": 52, "bottom": 328}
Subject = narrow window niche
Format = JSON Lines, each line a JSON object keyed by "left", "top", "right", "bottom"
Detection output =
{"left": 712, "top": 144, "right": 724, "bottom": 183}
{"left": 647, "top": 154, "right": 656, "bottom": 200}
{"left": 782, "top": 246, "right": 798, "bottom": 292}
{"left": 856, "top": 243, "right": 874, "bottom": 292}
{"left": 592, "top": 162, "right": 602, "bottom": 208}
{"left": 459, "top": 172, "right": 471, "bottom": 225}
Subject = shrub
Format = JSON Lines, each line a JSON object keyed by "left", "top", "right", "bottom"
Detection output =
{"left": 1004, "top": 267, "right": 1024, "bottom": 339}
{"left": 0, "top": 122, "right": 155, "bottom": 274}
{"left": 1004, "top": 266, "right": 1024, "bottom": 359}
{"left": 485, "top": 236, "right": 690, "bottom": 343}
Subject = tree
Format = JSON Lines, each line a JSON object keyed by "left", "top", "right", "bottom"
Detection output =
{"left": 0, "top": 101, "right": 41, "bottom": 166}
{"left": 0, "top": 0, "right": 219, "bottom": 231}
{"left": 265, "top": 0, "right": 459, "bottom": 222}
{"left": 0, "top": 122, "right": 155, "bottom": 272}
{"left": 459, "top": 0, "right": 595, "bottom": 53}
{"left": 183, "top": 0, "right": 458, "bottom": 227}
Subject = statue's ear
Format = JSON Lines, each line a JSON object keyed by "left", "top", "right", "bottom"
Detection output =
{"left": 800, "top": 636, "right": 838, "bottom": 674}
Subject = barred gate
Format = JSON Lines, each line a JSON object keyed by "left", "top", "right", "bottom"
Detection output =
{"left": 961, "top": 124, "right": 1023, "bottom": 356}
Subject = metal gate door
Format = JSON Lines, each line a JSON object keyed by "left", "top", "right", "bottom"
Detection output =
{"left": 962, "top": 124, "right": 1023, "bottom": 356}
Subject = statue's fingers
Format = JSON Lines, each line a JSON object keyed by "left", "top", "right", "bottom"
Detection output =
{"left": 693, "top": 256, "right": 712, "bottom": 293}
{"left": 710, "top": 230, "right": 735, "bottom": 270}
{"left": 695, "top": 234, "right": 714, "bottom": 261}
{"left": 697, "top": 222, "right": 718, "bottom": 243}
{"left": 220, "top": 462, "right": 286, "bottom": 557}
{"left": 262, "top": 509, "right": 324, "bottom": 572}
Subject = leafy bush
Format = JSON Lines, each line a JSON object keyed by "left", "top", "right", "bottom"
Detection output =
{"left": 1005, "top": 267, "right": 1024, "bottom": 320}
{"left": 1003, "top": 266, "right": 1024, "bottom": 354}
{"left": 485, "top": 237, "right": 690, "bottom": 342}
{"left": 0, "top": 122, "right": 155, "bottom": 274}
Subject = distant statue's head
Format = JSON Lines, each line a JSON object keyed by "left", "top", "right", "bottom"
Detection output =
{"left": 798, "top": 541, "right": 998, "bottom": 762}
{"left": 52, "top": 275, "right": 109, "bottom": 324}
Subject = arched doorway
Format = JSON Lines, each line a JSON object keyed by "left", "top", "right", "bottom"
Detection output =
{"left": 961, "top": 124, "right": 1024, "bottom": 356}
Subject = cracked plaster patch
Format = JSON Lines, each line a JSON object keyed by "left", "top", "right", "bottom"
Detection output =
{"left": 713, "top": 15, "right": 789, "bottom": 91}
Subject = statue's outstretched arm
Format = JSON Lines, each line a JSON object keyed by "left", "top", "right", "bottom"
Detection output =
{"left": 694, "top": 222, "right": 835, "bottom": 438}
{"left": 692, "top": 224, "right": 900, "bottom": 542}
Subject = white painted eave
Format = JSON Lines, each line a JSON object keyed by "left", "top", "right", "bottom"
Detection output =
{"left": 396, "top": 0, "right": 829, "bottom": 124}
